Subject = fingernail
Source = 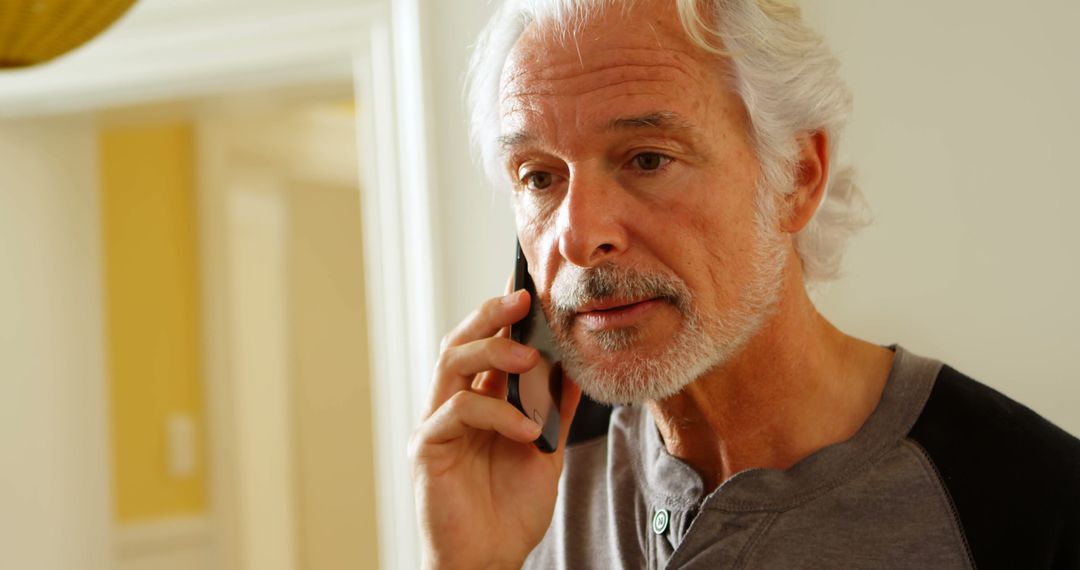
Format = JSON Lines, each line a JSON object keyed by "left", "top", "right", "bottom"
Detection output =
{"left": 502, "top": 290, "right": 521, "bottom": 305}
{"left": 512, "top": 344, "right": 534, "bottom": 360}
{"left": 522, "top": 418, "right": 541, "bottom": 436}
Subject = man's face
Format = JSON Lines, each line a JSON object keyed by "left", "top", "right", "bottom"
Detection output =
{"left": 498, "top": 0, "right": 787, "bottom": 403}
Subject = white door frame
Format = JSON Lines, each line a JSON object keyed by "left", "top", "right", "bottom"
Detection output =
{"left": 0, "top": 1, "right": 435, "bottom": 568}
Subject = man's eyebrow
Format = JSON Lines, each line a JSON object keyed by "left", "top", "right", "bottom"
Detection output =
{"left": 606, "top": 111, "right": 694, "bottom": 132}
{"left": 498, "top": 131, "right": 536, "bottom": 153}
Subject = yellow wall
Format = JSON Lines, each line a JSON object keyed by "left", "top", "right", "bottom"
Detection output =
{"left": 100, "top": 122, "right": 207, "bottom": 522}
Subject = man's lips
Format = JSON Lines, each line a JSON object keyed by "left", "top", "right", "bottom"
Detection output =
{"left": 574, "top": 297, "right": 662, "bottom": 330}
{"left": 576, "top": 297, "right": 657, "bottom": 314}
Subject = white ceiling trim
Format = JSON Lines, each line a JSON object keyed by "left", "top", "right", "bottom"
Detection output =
{"left": 0, "top": 1, "right": 383, "bottom": 117}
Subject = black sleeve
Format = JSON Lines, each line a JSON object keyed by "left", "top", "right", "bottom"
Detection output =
{"left": 908, "top": 365, "right": 1080, "bottom": 570}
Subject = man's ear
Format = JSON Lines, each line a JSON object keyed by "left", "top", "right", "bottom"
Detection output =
{"left": 782, "top": 130, "right": 829, "bottom": 234}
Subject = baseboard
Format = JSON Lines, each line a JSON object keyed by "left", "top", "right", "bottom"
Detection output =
{"left": 114, "top": 515, "right": 213, "bottom": 570}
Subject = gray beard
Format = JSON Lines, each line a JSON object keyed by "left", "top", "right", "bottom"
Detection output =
{"left": 547, "top": 195, "right": 788, "bottom": 405}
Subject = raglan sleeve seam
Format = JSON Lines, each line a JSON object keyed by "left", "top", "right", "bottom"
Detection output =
{"left": 901, "top": 438, "right": 976, "bottom": 570}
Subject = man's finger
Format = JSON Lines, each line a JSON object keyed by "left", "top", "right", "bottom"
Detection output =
{"left": 473, "top": 369, "right": 509, "bottom": 399}
{"left": 444, "top": 337, "right": 538, "bottom": 378}
{"left": 427, "top": 338, "right": 538, "bottom": 413}
{"left": 441, "top": 289, "right": 530, "bottom": 350}
{"left": 415, "top": 391, "right": 541, "bottom": 451}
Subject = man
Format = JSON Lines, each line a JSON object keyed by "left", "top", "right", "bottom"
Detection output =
{"left": 410, "top": 0, "right": 1080, "bottom": 568}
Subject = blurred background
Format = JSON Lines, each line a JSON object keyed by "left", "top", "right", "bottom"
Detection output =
{"left": 0, "top": 1, "right": 1076, "bottom": 569}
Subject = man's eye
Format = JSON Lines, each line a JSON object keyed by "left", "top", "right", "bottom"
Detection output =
{"left": 633, "top": 152, "right": 669, "bottom": 171}
{"left": 523, "top": 171, "right": 554, "bottom": 190}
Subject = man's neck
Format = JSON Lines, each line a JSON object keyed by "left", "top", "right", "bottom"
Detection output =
{"left": 645, "top": 267, "right": 895, "bottom": 491}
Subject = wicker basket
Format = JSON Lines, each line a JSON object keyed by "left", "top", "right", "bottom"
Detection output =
{"left": 0, "top": 0, "right": 137, "bottom": 68}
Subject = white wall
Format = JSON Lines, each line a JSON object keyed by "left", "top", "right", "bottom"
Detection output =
{"left": 422, "top": 1, "right": 1080, "bottom": 435}
{"left": 0, "top": 117, "right": 112, "bottom": 570}
{"left": 419, "top": 0, "right": 515, "bottom": 336}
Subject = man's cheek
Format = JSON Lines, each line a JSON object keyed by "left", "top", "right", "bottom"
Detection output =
{"left": 514, "top": 193, "right": 561, "bottom": 234}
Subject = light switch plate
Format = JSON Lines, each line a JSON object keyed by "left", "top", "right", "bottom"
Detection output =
{"left": 167, "top": 414, "right": 196, "bottom": 478}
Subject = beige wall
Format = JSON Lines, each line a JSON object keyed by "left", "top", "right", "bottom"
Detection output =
{"left": 422, "top": 1, "right": 1079, "bottom": 435}
{"left": 288, "top": 180, "right": 378, "bottom": 570}
{"left": 802, "top": 0, "right": 1080, "bottom": 435}
{"left": 0, "top": 117, "right": 112, "bottom": 570}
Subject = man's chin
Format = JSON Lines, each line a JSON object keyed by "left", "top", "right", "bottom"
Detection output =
{"left": 559, "top": 348, "right": 698, "bottom": 406}
{"left": 571, "top": 326, "right": 680, "bottom": 356}
{"left": 568, "top": 369, "right": 689, "bottom": 406}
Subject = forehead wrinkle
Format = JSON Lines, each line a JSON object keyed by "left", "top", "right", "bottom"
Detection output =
{"left": 532, "top": 45, "right": 698, "bottom": 78}
{"left": 503, "top": 65, "right": 695, "bottom": 98}
{"left": 498, "top": 100, "right": 556, "bottom": 157}
{"left": 500, "top": 89, "right": 686, "bottom": 155}
{"left": 508, "top": 77, "right": 682, "bottom": 105}
{"left": 500, "top": 42, "right": 705, "bottom": 97}
{"left": 497, "top": 23, "right": 726, "bottom": 163}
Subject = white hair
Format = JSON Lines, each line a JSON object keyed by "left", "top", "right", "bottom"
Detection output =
{"left": 466, "top": 0, "right": 871, "bottom": 283}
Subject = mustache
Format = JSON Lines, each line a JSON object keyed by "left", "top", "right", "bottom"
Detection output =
{"left": 548, "top": 263, "right": 691, "bottom": 329}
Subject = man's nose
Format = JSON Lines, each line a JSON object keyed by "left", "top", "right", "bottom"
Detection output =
{"left": 556, "top": 167, "right": 629, "bottom": 267}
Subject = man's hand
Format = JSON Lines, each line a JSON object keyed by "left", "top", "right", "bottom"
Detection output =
{"left": 409, "top": 289, "right": 582, "bottom": 570}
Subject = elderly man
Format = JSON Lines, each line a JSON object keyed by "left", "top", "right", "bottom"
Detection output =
{"left": 410, "top": 0, "right": 1080, "bottom": 568}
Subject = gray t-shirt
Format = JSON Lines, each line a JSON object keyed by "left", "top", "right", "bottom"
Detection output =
{"left": 525, "top": 346, "right": 976, "bottom": 569}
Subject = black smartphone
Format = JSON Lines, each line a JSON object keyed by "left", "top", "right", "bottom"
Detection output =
{"left": 507, "top": 241, "right": 563, "bottom": 453}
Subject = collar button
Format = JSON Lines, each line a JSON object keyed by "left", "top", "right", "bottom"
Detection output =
{"left": 651, "top": 508, "right": 670, "bottom": 535}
